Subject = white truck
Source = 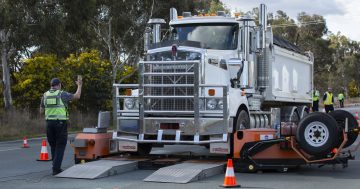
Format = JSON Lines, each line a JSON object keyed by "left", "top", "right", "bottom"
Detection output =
{"left": 111, "top": 4, "right": 357, "bottom": 158}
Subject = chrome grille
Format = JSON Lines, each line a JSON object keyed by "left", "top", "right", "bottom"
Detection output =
{"left": 141, "top": 61, "right": 198, "bottom": 112}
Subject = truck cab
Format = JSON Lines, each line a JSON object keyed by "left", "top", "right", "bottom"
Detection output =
{"left": 113, "top": 4, "right": 313, "bottom": 155}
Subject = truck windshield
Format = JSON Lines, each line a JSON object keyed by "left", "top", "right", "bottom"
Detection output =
{"left": 173, "top": 23, "right": 238, "bottom": 50}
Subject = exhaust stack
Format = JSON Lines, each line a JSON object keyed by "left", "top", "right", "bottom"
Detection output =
{"left": 148, "top": 19, "right": 166, "bottom": 44}
{"left": 259, "top": 4, "right": 267, "bottom": 49}
{"left": 257, "top": 4, "right": 269, "bottom": 91}
{"left": 170, "top": 8, "right": 178, "bottom": 21}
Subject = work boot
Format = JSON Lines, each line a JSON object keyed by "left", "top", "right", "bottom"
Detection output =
{"left": 52, "top": 169, "right": 63, "bottom": 176}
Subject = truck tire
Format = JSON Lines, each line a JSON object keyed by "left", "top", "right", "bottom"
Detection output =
{"left": 296, "top": 112, "right": 338, "bottom": 156}
{"left": 281, "top": 106, "right": 300, "bottom": 123}
{"left": 329, "top": 110, "right": 359, "bottom": 148}
{"left": 297, "top": 106, "right": 309, "bottom": 120}
{"left": 291, "top": 110, "right": 300, "bottom": 123}
{"left": 137, "top": 143, "right": 152, "bottom": 156}
{"left": 235, "top": 110, "right": 250, "bottom": 130}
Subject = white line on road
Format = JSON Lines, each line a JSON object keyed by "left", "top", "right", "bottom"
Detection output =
{"left": 0, "top": 148, "right": 22, "bottom": 152}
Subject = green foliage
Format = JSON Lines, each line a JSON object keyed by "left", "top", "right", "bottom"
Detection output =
{"left": 208, "top": 0, "right": 229, "bottom": 14}
{"left": 62, "top": 50, "right": 113, "bottom": 112}
{"left": 348, "top": 80, "right": 359, "bottom": 97}
{"left": 13, "top": 50, "right": 113, "bottom": 112}
{"left": 12, "top": 54, "right": 60, "bottom": 108}
{"left": 269, "top": 11, "right": 297, "bottom": 43}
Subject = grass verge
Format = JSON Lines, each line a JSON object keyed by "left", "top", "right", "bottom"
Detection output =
{"left": 0, "top": 109, "right": 98, "bottom": 141}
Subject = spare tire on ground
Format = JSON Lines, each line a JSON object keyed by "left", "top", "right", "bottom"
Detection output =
{"left": 329, "top": 110, "right": 359, "bottom": 148}
{"left": 296, "top": 112, "right": 339, "bottom": 156}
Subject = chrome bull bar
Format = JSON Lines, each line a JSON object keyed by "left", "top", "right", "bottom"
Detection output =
{"left": 113, "top": 60, "right": 229, "bottom": 144}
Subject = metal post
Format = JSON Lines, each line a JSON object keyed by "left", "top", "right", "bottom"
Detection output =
{"left": 139, "top": 62, "right": 145, "bottom": 135}
{"left": 223, "top": 86, "right": 229, "bottom": 134}
{"left": 194, "top": 61, "right": 200, "bottom": 136}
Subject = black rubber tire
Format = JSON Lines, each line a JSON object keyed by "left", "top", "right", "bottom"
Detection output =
{"left": 235, "top": 110, "right": 250, "bottom": 130}
{"left": 231, "top": 110, "right": 249, "bottom": 157}
{"left": 329, "top": 110, "right": 359, "bottom": 148}
{"left": 74, "top": 157, "right": 81, "bottom": 164}
{"left": 137, "top": 143, "right": 152, "bottom": 156}
{"left": 296, "top": 112, "right": 339, "bottom": 156}
{"left": 291, "top": 110, "right": 300, "bottom": 123}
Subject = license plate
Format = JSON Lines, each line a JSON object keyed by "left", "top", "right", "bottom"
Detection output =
{"left": 118, "top": 141, "right": 138, "bottom": 152}
{"left": 210, "top": 142, "right": 230, "bottom": 154}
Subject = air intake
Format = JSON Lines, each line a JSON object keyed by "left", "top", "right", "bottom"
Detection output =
{"left": 182, "top": 12, "right": 192, "bottom": 17}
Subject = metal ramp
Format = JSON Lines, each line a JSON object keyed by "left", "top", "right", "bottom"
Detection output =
{"left": 144, "top": 161, "right": 226, "bottom": 183}
{"left": 56, "top": 160, "right": 137, "bottom": 179}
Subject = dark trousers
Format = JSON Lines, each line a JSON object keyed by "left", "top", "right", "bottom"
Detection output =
{"left": 325, "top": 105, "right": 334, "bottom": 113}
{"left": 339, "top": 100, "right": 344, "bottom": 108}
{"left": 46, "top": 120, "right": 68, "bottom": 172}
{"left": 312, "top": 100, "right": 319, "bottom": 112}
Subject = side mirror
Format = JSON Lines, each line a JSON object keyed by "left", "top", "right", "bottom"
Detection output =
{"left": 228, "top": 59, "right": 243, "bottom": 88}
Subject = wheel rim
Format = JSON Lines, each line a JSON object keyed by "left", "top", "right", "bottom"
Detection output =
{"left": 304, "top": 121, "right": 329, "bottom": 147}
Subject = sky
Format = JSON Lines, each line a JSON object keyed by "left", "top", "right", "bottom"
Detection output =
{"left": 221, "top": 0, "right": 360, "bottom": 41}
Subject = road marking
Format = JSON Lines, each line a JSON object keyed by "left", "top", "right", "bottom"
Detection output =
{"left": 0, "top": 148, "right": 22, "bottom": 152}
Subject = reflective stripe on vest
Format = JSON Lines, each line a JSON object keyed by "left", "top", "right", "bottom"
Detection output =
{"left": 44, "top": 90, "right": 68, "bottom": 120}
{"left": 324, "top": 92, "right": 333, "bottom": 105}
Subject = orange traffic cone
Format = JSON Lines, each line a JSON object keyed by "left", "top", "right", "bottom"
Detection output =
{"left": 22, "top": 137, "right": 29, "bottom": 148}
{"left": 220, "top": 159, "right": 240, "bottom": 188}
{"left": 37, "top": 139, "right": 51, "bottom": 161}
{"left": 355, "top": 112, "right": 359, "bottom": 120}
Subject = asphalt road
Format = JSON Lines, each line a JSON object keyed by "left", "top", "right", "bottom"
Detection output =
{"left": 0, "top": 107, "right": 360, "bottom": 189}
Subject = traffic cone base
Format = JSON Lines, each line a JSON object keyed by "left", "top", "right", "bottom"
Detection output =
{"left": 37, "top": 139, "right": 51, "bottom": 161}
{"left": 220, "top": 159, "right": 241, "bottom": 188}
{"left": 22, "top": 137, "right": 29, "bottom": 148}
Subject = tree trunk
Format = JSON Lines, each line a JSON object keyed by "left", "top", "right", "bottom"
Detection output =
{"left": 1, "top": 45, "right": 12, "bottom": 110}
{"left": 112, "top": 65, "right": 118, "bottom": 124}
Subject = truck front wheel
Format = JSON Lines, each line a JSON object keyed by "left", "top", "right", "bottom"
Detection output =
{"left": 235, "top": 110, "right": 250, "bottom": 131}
{"left": 137, "top": 143, "right": 152, "bottom": 156}
{"left": 296, "top": 112, "right": 338, "bottom": 156}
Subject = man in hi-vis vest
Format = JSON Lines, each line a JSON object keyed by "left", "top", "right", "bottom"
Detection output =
{"left": 338, "top": 92, "right": 345, "bottom": 108}
{"left": 40, "top": 76, "right": 82, "bottom": 175}
{"left": 312, "top": 89, "right": 320, "bottom": 112}
{"left": 323, "top": 87, "right": 334, "bottom": 113}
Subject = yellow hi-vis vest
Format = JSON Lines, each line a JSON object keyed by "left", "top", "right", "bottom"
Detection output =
{"left": 313, "top": 90, "right": 319, "bottom": 101}
{"left": 324, "top": 92, "right": 333, "bottom": 105}
{"left": 338, "top": 93, "right": 344, "bottom": 100}
{"left": 44, "top": 90, "right": 68, "bottom": 120}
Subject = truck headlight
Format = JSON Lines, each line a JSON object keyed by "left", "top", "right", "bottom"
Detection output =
{"left": 124, "top": 98, "right": 135, "bottom": 109}
{"left": 206, "top": 99, "right": 217, "bottom": 110}
{"left": 218, "top": 100, "right": 223, "bottom": 109}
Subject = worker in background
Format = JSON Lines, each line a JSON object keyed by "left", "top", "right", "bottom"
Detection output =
{"left": 338, "top": 91, "right": 345, "bottom": 108}
{"left": 40, "top": 76, "right": 82, "bottom": 175}
{"left": 312, "top": 89, "right": 320, "bottom": 112}
{"left": 323, "top": 87, "right": 334, "bottom": 113}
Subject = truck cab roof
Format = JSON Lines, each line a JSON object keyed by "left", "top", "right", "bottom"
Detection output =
{"left": 170, "top": 16, "right": 238, "bottom": 25}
